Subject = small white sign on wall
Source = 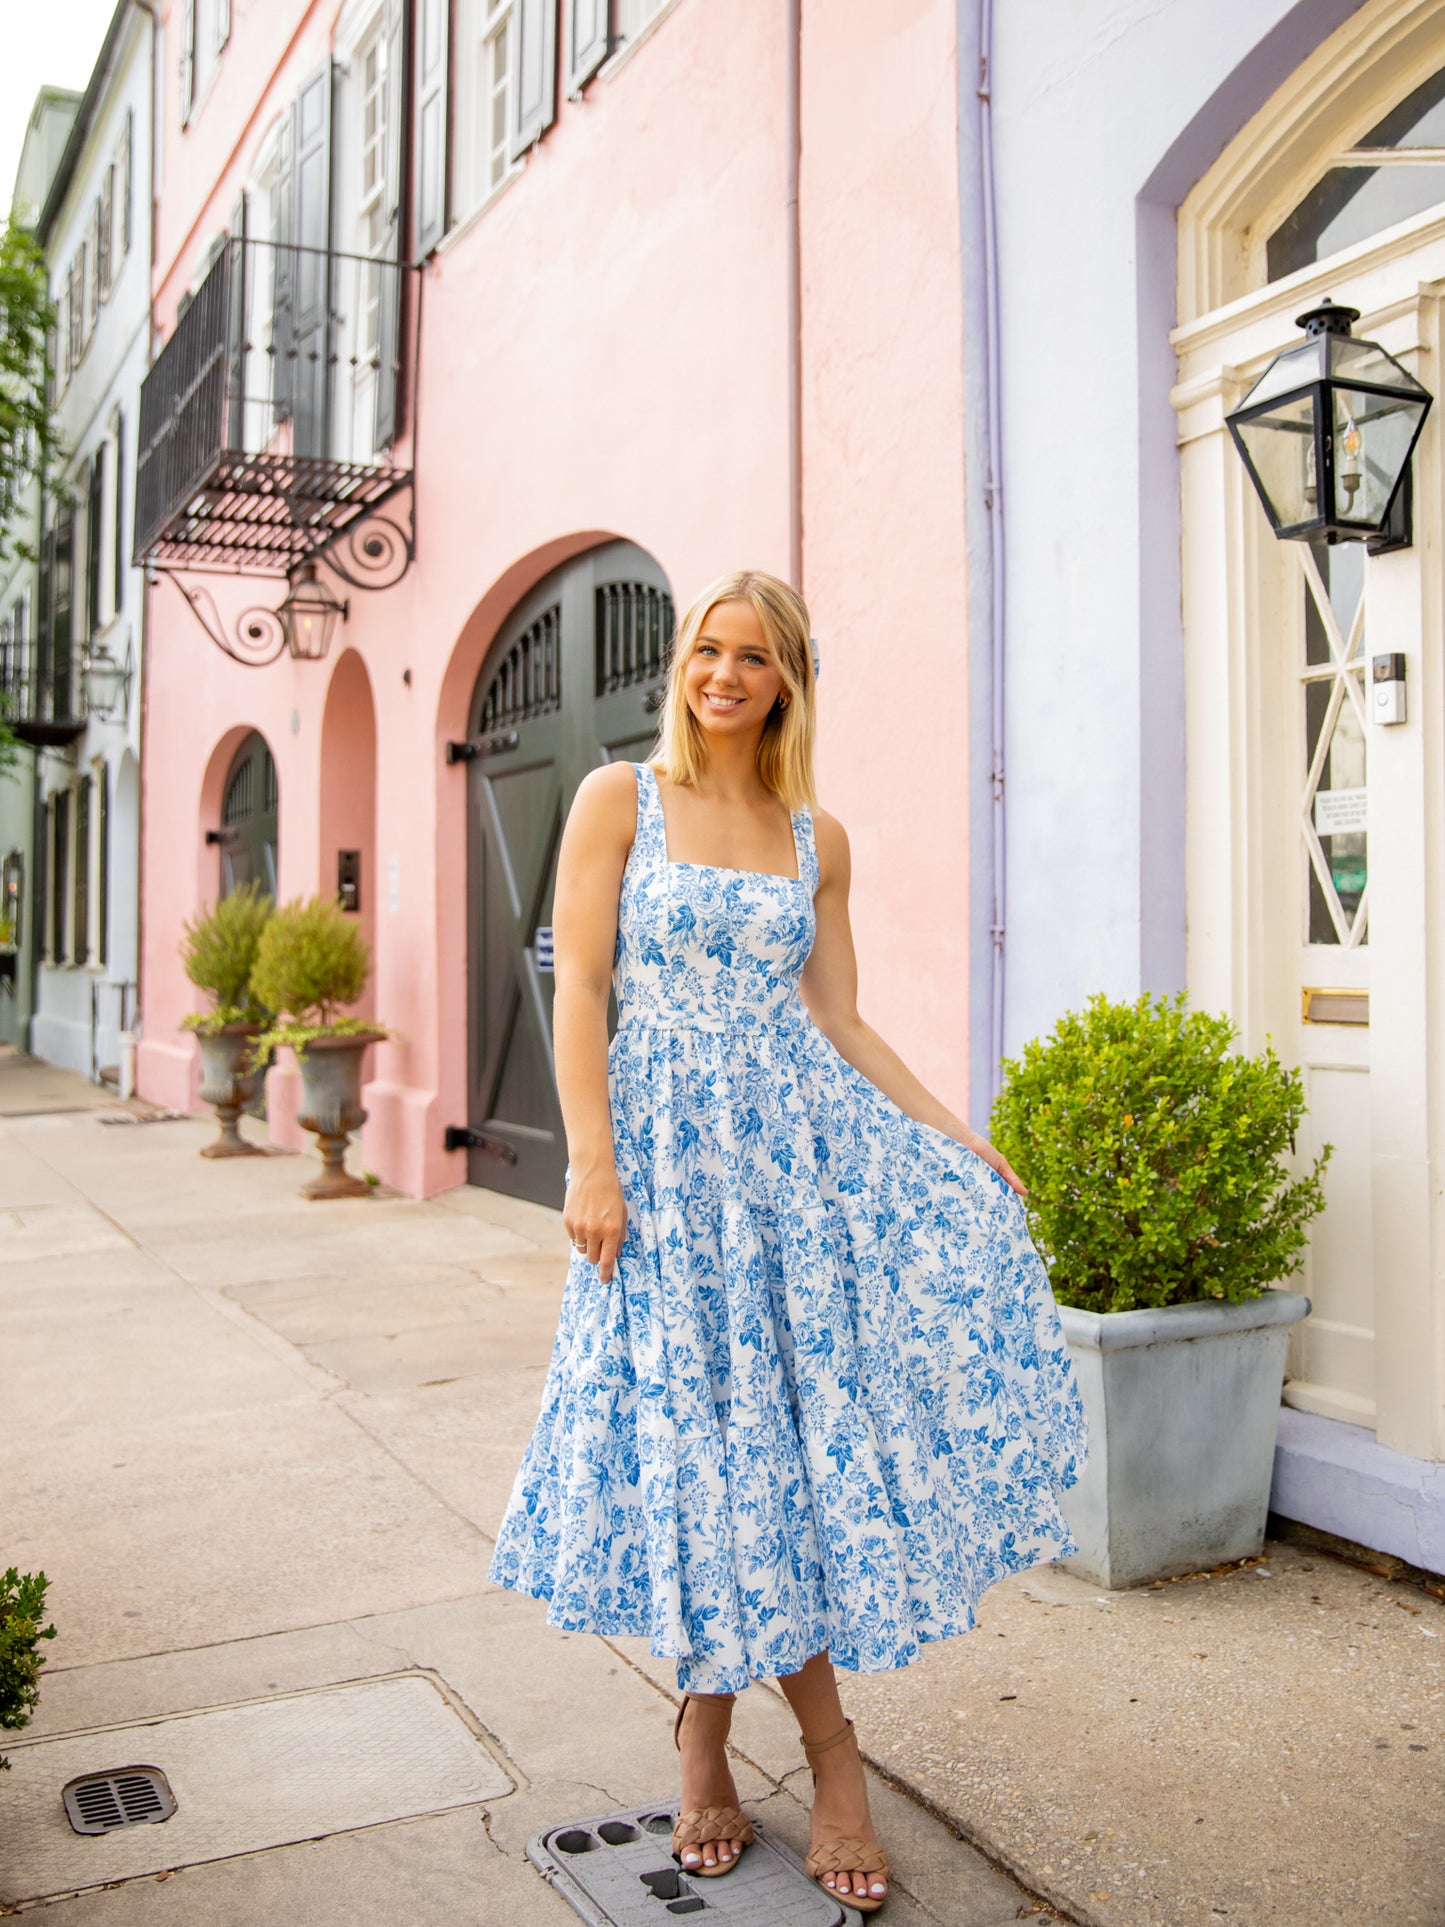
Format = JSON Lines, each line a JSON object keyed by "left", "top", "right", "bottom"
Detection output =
{"left": 1314, "top": 788, "right": 1368, "bottom": 837}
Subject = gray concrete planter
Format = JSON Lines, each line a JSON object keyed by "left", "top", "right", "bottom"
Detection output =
{"left": 195, "top": 1024, "right": 265, "bottom": 1159}
{"left": 295, "top": 1030, "right": 384, "bottom": 1200}
{"left": 1057, "top": 1290, "right": 1311, "bottom": 1588}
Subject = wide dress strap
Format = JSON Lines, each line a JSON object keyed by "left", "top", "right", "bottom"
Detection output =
{"left": 631, "top": 761, "right": 666, "bottom": 866}
{"left": 794, "top": 801, "right": 820, "bottom": 896}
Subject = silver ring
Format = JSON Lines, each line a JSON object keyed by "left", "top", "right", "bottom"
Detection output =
{"left": 571, "top": 1239, "right": 587, "bottom": 1251}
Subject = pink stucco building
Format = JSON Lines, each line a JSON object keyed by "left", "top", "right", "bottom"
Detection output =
{"left": 135, "top": 0, "right": 972, "bottom": 1204}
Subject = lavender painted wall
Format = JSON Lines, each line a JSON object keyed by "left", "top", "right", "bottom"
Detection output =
{"left": 983, "top": 0, "right": 1367, "bottom": 1063}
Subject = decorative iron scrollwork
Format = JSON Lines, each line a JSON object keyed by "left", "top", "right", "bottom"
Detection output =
{"left": 167, "top": 576, "right": 290, "bottom": 666}
{"left": 319, "top": 481, "right": 415, "bottom": 592}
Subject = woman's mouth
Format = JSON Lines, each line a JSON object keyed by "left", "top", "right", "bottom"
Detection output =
{"left": 702, "top": 692, "right": 745, "bottom": 711}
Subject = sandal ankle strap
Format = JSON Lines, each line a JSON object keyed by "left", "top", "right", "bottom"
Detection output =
{"left": 800, "top": 1716, "right": 855, "bottom": 1760}
{"left": 673, "top": 1690, "right": 738, "bottom": 1751}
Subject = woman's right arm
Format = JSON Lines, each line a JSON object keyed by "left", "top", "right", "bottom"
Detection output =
{"left": 552, "top": 760, "right": 638, "bottom": 1282}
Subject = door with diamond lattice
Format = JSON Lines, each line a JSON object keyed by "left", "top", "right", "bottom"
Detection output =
{"left": 1286, "top": 539, "right": 1373, "bottom": 1425}
{"left": 463, "top": 541, "right": 673, "bottom": 1206}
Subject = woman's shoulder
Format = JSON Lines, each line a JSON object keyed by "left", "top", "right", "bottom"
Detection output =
{"left": 807, "top": 805, "right": 850, "bottom": 885}
{"left": 569, "top": 759, "right": 642, "bottom": 846}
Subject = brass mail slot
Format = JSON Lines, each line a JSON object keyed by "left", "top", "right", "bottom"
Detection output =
{"left": 1301, "top": 987, "right": 1369, "bottom": 1026}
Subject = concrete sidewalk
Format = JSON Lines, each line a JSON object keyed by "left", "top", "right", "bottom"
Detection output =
{"left": 2, "top": 1052, "right": 1442, "bottom": 1925}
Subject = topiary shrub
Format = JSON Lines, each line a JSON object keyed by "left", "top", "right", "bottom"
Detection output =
{"left": 989, "top": 992, "right": 1330, "bottom": 1315}
{"left": 1, "top": 1568, "right": 56, "bottom": 1770}
{"left": 250, "top": 894, "right": 379, "bottom": 1060}
{"left": 180, "top": 881, "right": 274, "bottom": 1033}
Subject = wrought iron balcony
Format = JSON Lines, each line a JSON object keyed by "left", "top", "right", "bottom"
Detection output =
{"left": 0, "top": 632, "right": 87, "bottom": 747}
{"left": 133, "top": 236, "right": 418, "bottom": 582}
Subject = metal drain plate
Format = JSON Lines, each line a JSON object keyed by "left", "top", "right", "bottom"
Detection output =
{"left": 528, "top": 1805, "right": 862, "bottom": 1927}
{"left": 63, "top": 1764, "right": 176, "bottom": 1834}
{"left": 0, "top": 1672, "right": 511, "bottom": 1905}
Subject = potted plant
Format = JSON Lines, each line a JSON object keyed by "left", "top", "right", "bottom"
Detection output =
{"left": 180, "top": 882, "right": 274, "bottom": 1158}
{"left": 1, "top": 1567, "right": 56, "bottom": 1771}
{"left": 990, "top": 992, "right": 1330, "bottom": 1588}
{"left": 250, "top": 895, "right": 386, "bottom": 1200}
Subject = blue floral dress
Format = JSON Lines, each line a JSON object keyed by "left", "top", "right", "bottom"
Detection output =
{"left": 488, "top": 762, "right": 1087, "bottom": 1695}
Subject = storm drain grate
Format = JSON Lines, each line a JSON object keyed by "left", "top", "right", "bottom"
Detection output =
{"left": 63, "top": 1766, "right": 176, "bottom": 1836}
{"left": 528, "top": 1804, "right": 862, "bottom": 1926}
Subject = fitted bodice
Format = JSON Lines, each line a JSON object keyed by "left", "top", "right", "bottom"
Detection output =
{"left": 612, "top": 762, "right": 819, "bottom": 1033}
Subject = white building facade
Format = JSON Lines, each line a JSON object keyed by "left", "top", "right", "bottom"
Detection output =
{"left": 29, "top": 1, "right": 153, "bottom": 1081}
{"left": 980, "top": 0, "right": 1445, "bottom": 1570}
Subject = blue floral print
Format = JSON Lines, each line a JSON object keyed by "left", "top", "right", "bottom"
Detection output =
{"left": 488, "top": 763, "right": 1087, "bottom": 1694}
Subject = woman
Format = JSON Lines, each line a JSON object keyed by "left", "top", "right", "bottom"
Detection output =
{"left": 489, "top": 570, "right": 1087, "bottom": 1911}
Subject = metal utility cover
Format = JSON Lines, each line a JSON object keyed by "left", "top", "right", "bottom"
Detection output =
{"left": 528, "top": 1805, "right": 863, "bottom": 1927}
{"left": 1, "top": 1673, "right": 511, "bottom": 1905}
{"left": 63, "top": 1765, "right": 177, "bottom": 1834}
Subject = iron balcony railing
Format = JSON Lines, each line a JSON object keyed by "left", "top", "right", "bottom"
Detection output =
{"left": 0, "top": 631, "right": 87, "bottom": 747}
{"left": 133, "top": 235, "right": 418, "bottom": 574}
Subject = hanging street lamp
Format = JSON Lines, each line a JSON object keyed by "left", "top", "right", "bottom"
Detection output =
{"left": 82, "top": 639, "right": 133, "bottom": 721}
{"left": 280, "top": 561, "right": 349, "bottom": 661}
{"left": 1225, "top": 301, "right": 1432, "bottom": 550}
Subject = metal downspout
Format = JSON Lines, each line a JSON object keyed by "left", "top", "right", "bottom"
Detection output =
{"left": 786, "top": 0, "right": 803, "bottom": 589}
{"left": 978, "top": 0, "right": 1007, "bottom": 1092}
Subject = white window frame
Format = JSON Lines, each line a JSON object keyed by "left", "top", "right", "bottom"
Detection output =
{"left": 602, "top": 0, "right": 684, "bottom": 78}
{"left": 453, "top": 0, "right": 521, "bottom": 226}
{"left": 334, "top": 0, "right": 399, "bottom": 462}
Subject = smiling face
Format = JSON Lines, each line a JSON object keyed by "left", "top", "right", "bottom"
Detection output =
{"left": 681, "top": 599, "right": 787, "bottom": 741}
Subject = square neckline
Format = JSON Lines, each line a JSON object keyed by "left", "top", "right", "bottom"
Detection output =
{"left": 641, "top": 762, "right": 806, "bottom": 886}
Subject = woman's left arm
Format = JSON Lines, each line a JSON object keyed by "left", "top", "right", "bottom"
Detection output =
{"left": 798, "top": 808, "right": 1026, "bottom": 1196}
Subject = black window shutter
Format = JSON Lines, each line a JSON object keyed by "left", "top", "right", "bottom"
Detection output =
{"left": 113, "top": 414, "right": 125, "bottom": 614}
{"left": 97, "top": 763, "right": 109, "bottom": 967}
{"left": 291, "top": 61, "right": 334, "bottom": 458}
{"left": 510, "top": 0, "right": 558, "bottom": 161}
{"left": 86, "top": 456, "right": 104, "bottom": 635}
{"left": 566, "top": 0, "right": 610, "bottom": 94}
{"left": 52, "top": 791, "right": 68, "bottom": 964}
{"left": 374, "top": 0, "right": 405, "bottom": 447}
{"left": 74, "top": 775, "right": 90, "bottom": 966}
{"left": 413, "top": 0, "right": 450, "bottom": 258}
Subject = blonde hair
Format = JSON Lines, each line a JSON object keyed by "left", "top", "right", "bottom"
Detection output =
{"left": 651, "top": 570, "right": 817, "bottom": 809}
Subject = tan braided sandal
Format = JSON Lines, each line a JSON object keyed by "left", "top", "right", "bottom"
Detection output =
{"left": 801, "top": 1718, "right": 891, "bottom": 1912}
{"left": 670, "top": 1692, "right": 754, "bottom": 1877}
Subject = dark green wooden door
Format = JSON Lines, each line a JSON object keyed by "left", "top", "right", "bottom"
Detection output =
{"left": 465, "top": 541, "right": 672, "bottom": 1205}
{"left": 219, "top": 731, "right": 279, "bottom": 900}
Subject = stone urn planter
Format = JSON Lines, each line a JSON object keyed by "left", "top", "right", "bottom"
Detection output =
{"left": 294, "top": 1030, "right": 385, "bottom": 1200}
{"left": 195, "top": 1023, "right": 266, "bottom": 1159}
{"left": 1056, "top": 1290, "right": 1311, "bottom": 1588}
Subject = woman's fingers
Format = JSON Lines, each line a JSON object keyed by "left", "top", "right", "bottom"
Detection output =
{"left": 598, "top": 1226, "right": 622, "bottom": 1283}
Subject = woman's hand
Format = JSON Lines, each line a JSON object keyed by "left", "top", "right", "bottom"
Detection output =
{"left": 958, "top": 1129, "right": 1027, "bottom": 1198}
{"left": 563, "top": 1159, "right": 629, "bottom": 1281}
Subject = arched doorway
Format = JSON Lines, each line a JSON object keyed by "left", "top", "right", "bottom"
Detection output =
{"left": 319, "top": 652, "right": 377, "bottom": 1022}
{"left": 218, "top": 730, "right": 279, "bottom": 899}
{"left": 464, "top": 540, "right": 673, "bottom": 1205}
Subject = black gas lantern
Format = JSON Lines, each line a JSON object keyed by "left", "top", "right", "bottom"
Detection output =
{"left": 1226, "top": 301, "right": 1432, "bottom": 549}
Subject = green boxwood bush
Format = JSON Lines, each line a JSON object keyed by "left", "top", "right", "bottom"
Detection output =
{"left": 1, "top": 1568, "right": 55, "bottom": 1770}
{"left": 989, "top": 993, "right": 1330, "bottom": 1315}
{"left": 180, "top": 880, "right": 273, "bottom": 1033}
{"left": 250, "top": 894, "right": 377, "bottom": 1060}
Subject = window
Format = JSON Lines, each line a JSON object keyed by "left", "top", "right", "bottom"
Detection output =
{"left": 74, "top": 775, "right": 91, "bottom": 966}
{"left": 118, "top": 110, "right": 133, "bottom": 255}
{"left": 68, "top": 253, "right": 85, "bottom": 369}
{"left": 615, "top": 0, "right": 670, "bottom": 48}
{"left": 49, "top": 502, "right": 74, "bottom": 718}
{"left": 182, "top": 0, "right": 231, "bottom": 126}
{"left": 357, "top": 15, "right": 390, "bottom": 368}
{"left": 1, "top": 851, "right": 23, "bottom": 952}
{"left": 335, "top": 11, "right": 402, "bottom": 458}
{"left": 1269, "top": 65, "right": 1445, "bottom": 280}
{"left": 86, "top": 205, "right": 100, "bottom": 343}
{"left": 456, "top": 0, "right": 518, "bottom": 214}
{"left": 98, "top": 166, "right": 114, "bottom": 300}
{"left": 50, "top": 791, "right": 69, "bottom": 964}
